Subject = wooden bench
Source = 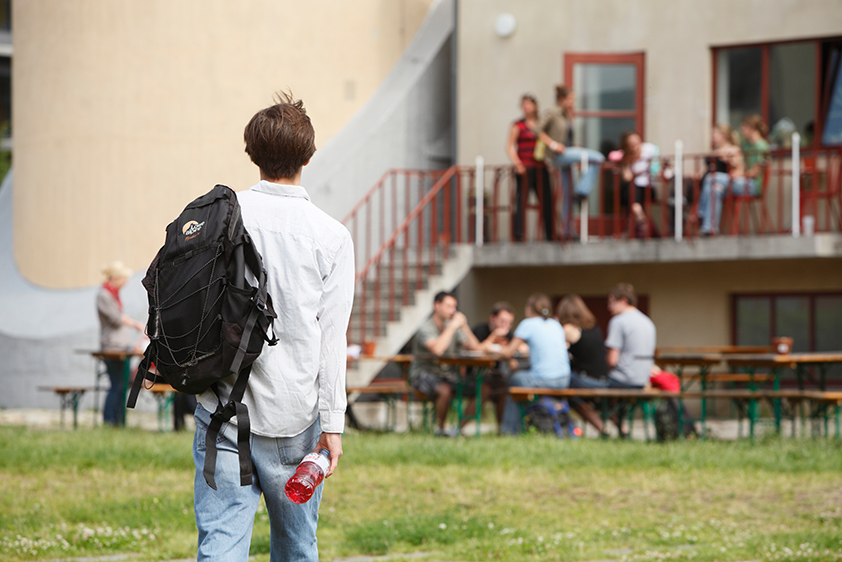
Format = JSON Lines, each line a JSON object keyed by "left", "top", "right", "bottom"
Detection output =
{"left": 345, "top": 378, "right": 413, "bottom": 431}
{"left": 679, "top": 373, "right": 776, "bottom": 384}
{"left": 38, "top": 386, "right": 96, "bottom": 429}
{"left": 508, "top": 386, "right": 841, "bottom": 440}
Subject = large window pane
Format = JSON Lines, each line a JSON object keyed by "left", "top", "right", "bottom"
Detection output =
{"left": 573, "top": 116, "right": 636, "bottom": 155}
{"left": 736, "top": 297, "right": 770, "bottom": 346}
{"left": 815, "top": 295, "right": 842, "bottom": 379}
{"left": 821, "top": 45, "right": 842, "bottom": 146}
{"left": 815, "top": 295, "right": 842, "bottom": 351}
{"left": 774, "top": 296, "right": 810, "bottom": 352}
{"left": 769, "top": 43, "right": 816, "bottom": 148}
{"left": 716, "top": 47, "right": 762, "bottom": 129}
{"left": 574, "top": 64, "right": 637, "bottom": 111}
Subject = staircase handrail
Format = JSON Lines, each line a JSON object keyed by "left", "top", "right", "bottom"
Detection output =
{"left": 354, "top": 165, "right": 460, "bottom": 284}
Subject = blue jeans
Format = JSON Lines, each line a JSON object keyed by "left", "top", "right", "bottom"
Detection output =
{"left": 552, "top": 148, "right": 605, "bottom": 236}
{"left": 698, "top": 172, "right": 758, "bottom": 233}
{"left": 103, "top": 359, "right": 125, "bottom": 426}
{"left": 193, "top": 404, "right": 323, "bottom": 562}
{"left": 501, "top": 370, "right": 570, "bottom": 435}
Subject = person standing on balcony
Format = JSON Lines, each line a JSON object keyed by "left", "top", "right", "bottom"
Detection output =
{"left": 410, "top": 291, "right": 486, "bottom": 437}
{"left": 506, "top": 93, "right": 554, "bottom": 241}
{"left": 192, "top": 93, "right": 355, "bottom": 562}
{"left": 537, "top": 85, "right": 606, "bottom": 240}
{"left": 698, "top": 123, "right": 755, "bottom": 236}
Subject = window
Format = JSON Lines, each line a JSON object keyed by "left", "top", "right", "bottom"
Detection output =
{"left": 564, "top": 53, "right": 645, "bottom": 155}
{"left": 732, "top": 292, "right": 842, "bottom": 380}
{"left": 714, "top": 37, "right": 842, "bottom": 148}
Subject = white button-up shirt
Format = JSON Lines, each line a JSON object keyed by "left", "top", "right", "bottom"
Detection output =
{"left": 198, "top": 181, "right": 355, "bottom": 437}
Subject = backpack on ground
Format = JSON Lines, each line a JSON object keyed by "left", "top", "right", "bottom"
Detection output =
{"left": 127, "top": 184, "right": 278, "bottom": 489}
{"left": 524, "top": 396, "right": 578, "bottom": 438}
{"left": 654, "top": 398, "right": 698, "bottom": 442}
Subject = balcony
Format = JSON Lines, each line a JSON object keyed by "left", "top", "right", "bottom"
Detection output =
{"left": 342, "top": 148, "right": 842, "bottom": 368}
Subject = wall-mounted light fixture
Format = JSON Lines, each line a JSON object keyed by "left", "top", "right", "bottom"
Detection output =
{"left": 494, "top": 13, "right": 517, "bottom": 38}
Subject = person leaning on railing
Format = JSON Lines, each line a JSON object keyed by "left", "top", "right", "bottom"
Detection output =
{"left": 536, "top": 85, "right": 605, "bottom": 239}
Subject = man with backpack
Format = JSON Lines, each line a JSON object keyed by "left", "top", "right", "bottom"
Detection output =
{"left": 191, "top": 94, "right": 355, "bottom": 561}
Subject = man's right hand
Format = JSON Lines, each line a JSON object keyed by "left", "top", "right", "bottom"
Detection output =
{"left": 450, "top": 311, "right": 467, "bottom": 329}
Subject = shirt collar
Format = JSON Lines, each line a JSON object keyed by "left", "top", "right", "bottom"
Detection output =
{"left": 252, "top": 180, "right": 311, "bottom": 201}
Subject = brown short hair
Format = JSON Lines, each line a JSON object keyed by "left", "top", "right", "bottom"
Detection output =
{"left": 556, "top": 294, "right": 596, "bottom": 330}
{"left": 555, "top": 85, "right": 572, "bottom": 101}
{"left": 490, "top": 301, "right": 514, "bottom": 317}
{"left": 608, "top": 283, "right": 637, "bottom": 307}
{"left": 244, "top": 92, "right": 316, "bottom": 180}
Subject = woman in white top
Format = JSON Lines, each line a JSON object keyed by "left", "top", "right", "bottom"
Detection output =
{"left": 611, "top": 131, "right": 660, "bottom": 238}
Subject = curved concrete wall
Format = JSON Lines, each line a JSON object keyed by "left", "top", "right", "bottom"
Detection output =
{"left": 13, "top": 0, "right": 435, "bottom": 289}
{"left": 0, "top": 0, "right": 456, "bottom": 409}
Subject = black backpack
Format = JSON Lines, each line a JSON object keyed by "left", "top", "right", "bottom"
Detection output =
{"left": 654, "top": 398, "right": 698, "bottom": 442}
{"left": 127, "top": 184, "right": 278, "bottom": 489}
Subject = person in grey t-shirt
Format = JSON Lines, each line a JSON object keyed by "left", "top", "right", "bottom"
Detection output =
{"left": 604, "top": 283, "right": 656, "bottom": 388}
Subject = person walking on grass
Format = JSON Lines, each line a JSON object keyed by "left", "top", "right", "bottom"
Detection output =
{"left": 192, "top": 92, "right": 355, "bottom": 561}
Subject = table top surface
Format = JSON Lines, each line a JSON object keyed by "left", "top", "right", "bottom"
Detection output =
{"left": 726, "top": 351, "right": 842, "bottom": 366}
{"left": 78, "top": 349, "right": 144, "bottom": 360}
{"left": 347, "top": 354, "right": 414, "bottom": 363}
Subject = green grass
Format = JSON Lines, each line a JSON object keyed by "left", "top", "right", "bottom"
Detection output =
{"left": 1, "top": 426, "right": 841, "bottom": 561}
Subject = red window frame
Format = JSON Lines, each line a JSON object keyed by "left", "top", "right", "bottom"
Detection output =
{"left": 712, "top": 36, "right": 842, "bottom": 148}
{"left": 563, "top": 52, "right": 646, "bottom": 139}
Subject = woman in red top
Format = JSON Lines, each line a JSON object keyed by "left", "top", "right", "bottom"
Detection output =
{"left": 506, "top": 94, "right": 554, "bottom": 241}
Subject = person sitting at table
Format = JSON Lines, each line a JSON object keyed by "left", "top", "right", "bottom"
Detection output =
{"left": 471, "top": 301, "right": 518, "bottom": 431}
{"left": 97, "top": 261, "right": 145, "bottom": 426}
{"left": 410, "top": 291, "right": 485, "bottom": 437}
{"left": 605, "top": 283, "right": 657, "bottom": 437}
{"left": 556, "top": 294, "right": 611, "bottom": 433}
{"left": 498, "top": 293, "right": 571, "bottom": 435}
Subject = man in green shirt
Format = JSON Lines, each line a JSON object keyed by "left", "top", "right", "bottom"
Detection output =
{"left": 410, "top": 291, "right": 485, "bottom": 436}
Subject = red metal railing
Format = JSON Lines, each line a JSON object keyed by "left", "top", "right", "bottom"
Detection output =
{"left": 348, "top": 167, "right": 469, "bottom": 344}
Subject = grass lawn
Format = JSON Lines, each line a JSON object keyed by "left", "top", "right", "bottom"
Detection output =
{"left": 1, "top": 426, "right": 841, "bottom": 561}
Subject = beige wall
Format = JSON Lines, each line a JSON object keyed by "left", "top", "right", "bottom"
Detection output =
{"left": 459, "top": 258, "right": 842, "bottom": 348}
{"left": 13, "top": 0, "right": 433, "bottom": 288}
{"left": 457, "top": 0, "right": 842, "bottom": 165}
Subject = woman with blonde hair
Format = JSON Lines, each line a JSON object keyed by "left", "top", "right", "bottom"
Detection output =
{"left": 697, "top": 123, "right": 757, "bottom": 235}
{"left": 498, "top": 293, "right": 570, "bottom": 434}
{"left": 97, "top": 261, "right": 144, "bottom": 425}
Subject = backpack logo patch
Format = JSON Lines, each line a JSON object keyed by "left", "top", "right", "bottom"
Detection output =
{"left": 182, "top": 220, "right": 205, "bottom": 241}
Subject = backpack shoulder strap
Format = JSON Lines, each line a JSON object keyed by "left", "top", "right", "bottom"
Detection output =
{"left": 126, "top": 346, "right": 155, "bottom": 409}
{"left": 201, "top": 366, "right": 253, "bottom": 490}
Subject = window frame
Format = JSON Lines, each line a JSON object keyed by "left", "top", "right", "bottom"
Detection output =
{"left": 563, "top": 52, "right": 646, "bottom": 140}
{"left": 730, "top": 291, "right": 842, "bottom": 350}
{"left": 712, "top": 36, "right": 842, "bottom": 148}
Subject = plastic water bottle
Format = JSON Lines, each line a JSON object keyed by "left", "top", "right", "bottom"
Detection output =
{"left": 284, "top": 448, "right": 330, "bottom": 504}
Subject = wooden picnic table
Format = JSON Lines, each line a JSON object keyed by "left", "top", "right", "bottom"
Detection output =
{"left": 345, "top": 354, "right": 415, "bottom": 431}
{"left": 37, "top": 386, "right": 96, "bottom": 429}
{"left": 726, "top": 351, "right": 842, "bottom": 434}
{"left": 436, "top": 353, "right": 502, "bottom": 437}
{"left": 78, "top": 349, "right": 144, "bottom": 427}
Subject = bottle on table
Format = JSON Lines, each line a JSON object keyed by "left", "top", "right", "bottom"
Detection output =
{"left": 284, "top": 448, "right": 330, "bottom": 504}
